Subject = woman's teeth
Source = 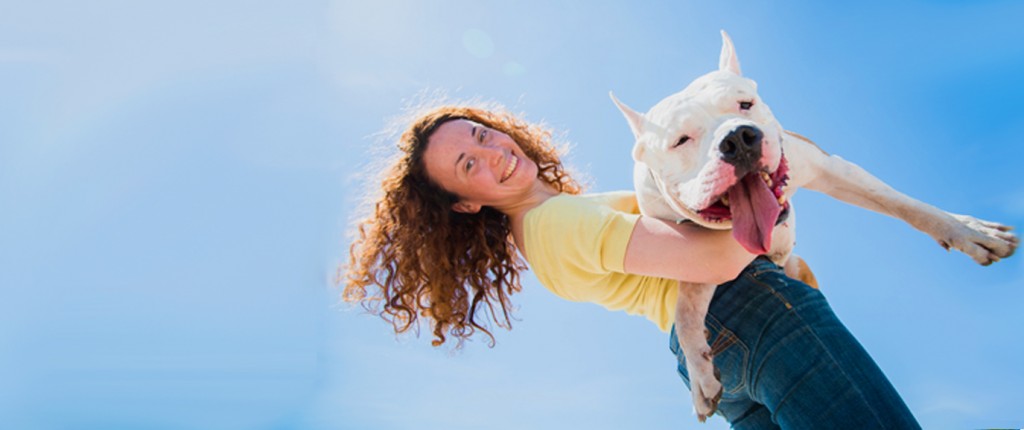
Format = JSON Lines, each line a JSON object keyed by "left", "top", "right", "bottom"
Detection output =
{"left": 501, "top": 155, "right": 518, "bottom": 182}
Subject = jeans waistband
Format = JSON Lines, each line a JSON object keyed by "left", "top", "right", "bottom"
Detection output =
{"left": 740, "top": 255, "right": 783, "bottom": 277}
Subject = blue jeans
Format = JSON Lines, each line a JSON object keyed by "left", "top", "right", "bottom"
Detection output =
{"left": 669, "top": 257, "right": 921, "bottom": 429}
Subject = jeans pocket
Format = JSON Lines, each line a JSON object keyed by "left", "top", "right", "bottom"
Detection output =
{"left": 670, "top": 316, "right": 750, "bottom": 396}
{"left": 705, "top": 314, "right": 749, "bottom": 396}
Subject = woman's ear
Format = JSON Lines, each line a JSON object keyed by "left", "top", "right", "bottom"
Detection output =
{"left": 452, "top": 201, "right": 482, "bottom": 214}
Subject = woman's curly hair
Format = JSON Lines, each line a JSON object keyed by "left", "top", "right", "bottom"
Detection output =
{"left": 342, "top": 104, "right": 582, "bottom": 347}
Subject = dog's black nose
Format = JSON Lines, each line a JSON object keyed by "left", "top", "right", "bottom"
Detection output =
{"left": 719, "top": 125, "right": 763, "bottom": 174}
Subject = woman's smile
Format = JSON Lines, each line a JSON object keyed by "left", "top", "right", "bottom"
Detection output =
{"left": 500, "top": 153, "right": 519, "bottom": 183}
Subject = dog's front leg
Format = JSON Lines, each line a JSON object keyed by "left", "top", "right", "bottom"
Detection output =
{"left": 784, "top": 132, "right": 1018, "bottom": 265}
{"left": 675, "top": 281, "right": 722, "bottom": 422}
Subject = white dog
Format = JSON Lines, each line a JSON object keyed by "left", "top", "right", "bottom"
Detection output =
{"left": 610, "top": 31, "right": 1018, "bottom": 421}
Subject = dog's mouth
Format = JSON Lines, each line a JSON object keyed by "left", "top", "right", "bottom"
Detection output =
{"left": 697, "top": 155, "right": 791, "bottom": 254}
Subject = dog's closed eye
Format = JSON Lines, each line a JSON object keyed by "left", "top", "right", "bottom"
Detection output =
{"left": 674, "top": 136, "right": 691, "bottom": 148}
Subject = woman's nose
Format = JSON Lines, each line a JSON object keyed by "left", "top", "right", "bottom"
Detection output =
{"left": 482, "top": 146, "right": 504, "bottom": 167}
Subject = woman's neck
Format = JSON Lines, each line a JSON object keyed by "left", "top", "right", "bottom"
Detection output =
{"left": 503, "top": 180, "right": 561, "bottom": 261}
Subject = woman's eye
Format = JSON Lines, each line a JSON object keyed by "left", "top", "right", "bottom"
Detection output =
{"left": 466, "top": 158, "right": 475, "bottom": 171}
{"left": 739, "top": 101, "right": 753, "bottom": 110}
{"left": 479, "top": 129, "right": 488, "bottom": 142}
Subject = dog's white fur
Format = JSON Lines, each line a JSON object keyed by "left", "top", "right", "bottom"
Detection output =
{"left": 611, "top": 31, "right": 1018, "bottom": 422}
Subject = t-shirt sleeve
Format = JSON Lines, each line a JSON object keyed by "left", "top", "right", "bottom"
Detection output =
{"left": 593, "top": 202, "right": 641, "bottom": 273}
{"left": 527, "top": 195, "right": 641, "bottom": 276}
{"left": 523, "top": 193, "right": 676, "bottom": 331}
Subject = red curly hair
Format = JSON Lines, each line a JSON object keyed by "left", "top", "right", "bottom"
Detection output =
{"left": 342, "top": 104, "right": 582, "bottom": 347}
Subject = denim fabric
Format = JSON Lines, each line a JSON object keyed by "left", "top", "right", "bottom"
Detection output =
{"left": 669, "top": 257, "right": 921, "bottom": 429}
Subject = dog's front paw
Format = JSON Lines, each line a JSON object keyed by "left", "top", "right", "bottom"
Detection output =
{"left": 941, "top": 214, "right": 1018, "bottom": 265}
{"left": 684, "top": 346, "right": 723, "bottom": 422}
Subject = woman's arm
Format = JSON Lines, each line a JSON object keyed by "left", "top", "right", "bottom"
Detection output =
{"left": 623, "top": 216, "right": 757, "bottom": 284}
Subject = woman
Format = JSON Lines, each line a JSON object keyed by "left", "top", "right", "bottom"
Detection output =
{"left": 343, "top": 103, "right": 921, "bottom": 429}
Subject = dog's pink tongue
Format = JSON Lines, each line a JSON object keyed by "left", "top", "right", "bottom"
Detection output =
{"left": 729, "top": 173, "right": 782, "bottom": 254}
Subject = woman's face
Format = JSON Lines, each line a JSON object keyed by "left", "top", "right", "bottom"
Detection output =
{"left": 423, "top": 119, "right": 539, "bottom": 213}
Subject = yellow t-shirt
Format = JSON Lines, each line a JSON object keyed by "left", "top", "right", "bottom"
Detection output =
{"left": 522, "top": 191, "right": 678, "bottom": 332}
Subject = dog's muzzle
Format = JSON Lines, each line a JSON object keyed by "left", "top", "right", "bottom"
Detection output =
{"left": 720, "top": 125, "right": 763, "bottom": 177}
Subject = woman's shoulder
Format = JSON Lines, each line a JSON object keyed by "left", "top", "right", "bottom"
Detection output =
{"left": 523, "top": 190, "right": 642, "bottom": 279}
{"left": 523, "top": 190, "right": 641, "bottom": 261}
{"left": 583, "top": 190, "right": 640, "bottom": 213}
{"left": 531, "top": 190, "right": 639, "bottom": 217}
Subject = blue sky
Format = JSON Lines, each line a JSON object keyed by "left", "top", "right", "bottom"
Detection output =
{"left": 1, "top": 1, "right": 1022, "bottom": 429}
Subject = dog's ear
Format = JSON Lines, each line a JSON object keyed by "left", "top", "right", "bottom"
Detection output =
{"left": 719, "top": 30, "right": 742, "bottom": 75}
{"left": 609, "top": 91, "right": 644, "bottom": 139}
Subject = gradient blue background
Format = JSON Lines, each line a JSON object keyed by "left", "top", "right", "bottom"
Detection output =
{"left": 2, "top": 1, "right": 1022, "bottom": 429}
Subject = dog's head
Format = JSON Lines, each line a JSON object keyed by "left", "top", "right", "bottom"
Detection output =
{"left": 612, "top": 30, "right": 790, "bottom": 254}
